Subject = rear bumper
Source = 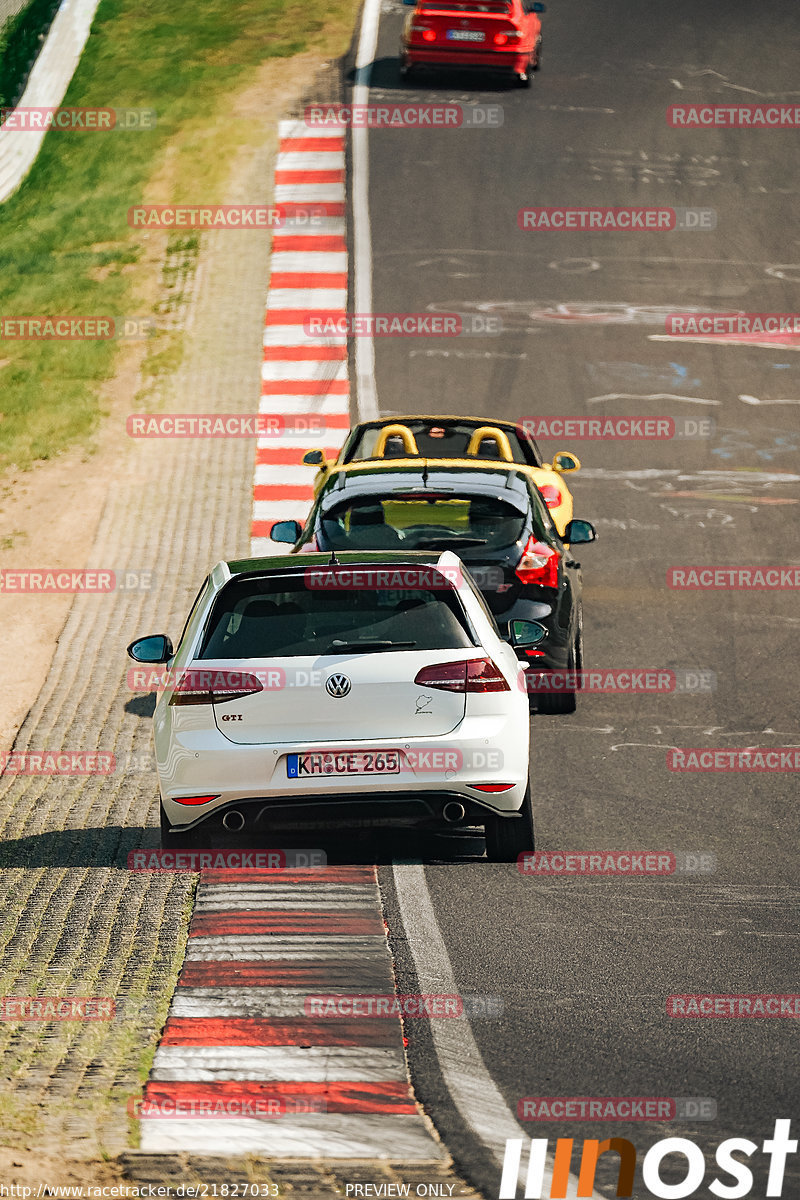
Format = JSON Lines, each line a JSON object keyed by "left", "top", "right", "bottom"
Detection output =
{"left": 402, "top": 45, "right": 531, "bottom": 73}
{"left": 157, "top": 716, "right": 530, "bottom": 832}
{"left": 164, "top": 789, "right": 525, "bottom": 836}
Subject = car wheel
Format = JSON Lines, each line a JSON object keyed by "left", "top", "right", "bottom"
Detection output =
{"left": 160, "top": 803, "right": 196, "bottom": 849}
{"left": 484, "top": 782, "right": 534, "bottom": 862}
{"left": 399, "top": 55, "right": 412, "bottom": 79}
{"left": 536, "top": 610, "right": 582, "bottom": 715}
{"left": 516, "top": 69, "right": 531, "bottom": 88}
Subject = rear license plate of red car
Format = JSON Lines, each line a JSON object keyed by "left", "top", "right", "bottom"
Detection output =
{"left": 447, "top": 28, "right": 485, "bottom": 40}
{"left": 287, "top": 751, "right": 401, "bottom": 778}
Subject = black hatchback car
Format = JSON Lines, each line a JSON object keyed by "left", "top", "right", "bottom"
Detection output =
{"left": 271, "top": 464, "right": 597, "bottom": 714}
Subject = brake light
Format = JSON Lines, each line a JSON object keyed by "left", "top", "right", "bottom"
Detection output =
{"left": 493, "top": 32, "right": 508, "bottom": 44}
{"left": 422, "top": 28, "right": 436, "bottom": 40}
{"left": 169, "top": 670, "right": 265, "bottom": 706}
{"left": 538, "top": 485, "right": 563, "bottom": 509}
{"left": 174, "top": 794, "right": 220, "bottom": 806}
{"left": 515, "top": 535, "right": 560, "bottom": 588}
{"left": 414, "top": 659, "right": 510, "bottom": 693}
{"left": 470, "top": 783, "right": 516, "bottom": 792}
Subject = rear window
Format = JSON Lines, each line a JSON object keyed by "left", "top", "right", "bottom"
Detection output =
{"left": 199, "top": 572, "right": 475, "bottom": 659}
{"left": 320, "top": 494, "right": 527, "bottom": 553}
{"left": 348, "top": 421, "right": 528, "bottom": 464}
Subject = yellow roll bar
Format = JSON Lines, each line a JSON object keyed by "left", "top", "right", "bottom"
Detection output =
{"left": 374, "top": 423, "right": 420, "bottom": 457}
{"left": 466, "top": 426, "right": 514, "bottom": 461}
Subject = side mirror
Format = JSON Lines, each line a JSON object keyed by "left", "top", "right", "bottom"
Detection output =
{"left": 302, "top": 449, "right": 326, "bottom": 466}
{"left": 270, "top": 519, "right": 303, "bottom": 545}
{"left": 403, "top": 0, "right": 417, "bottom": 7}
{"left": 127, "top": 634, "right": 174, "bottom": 663}
{"left": 563, "top": 519, "right": 596, "bottom": 545}
{"left": 551, "top": 451, "right": 581, "bottom": 474}
{"left": 508, "top": 619, "right": 548, "bottom": 649}
{"left": 531, "top": 1, "right": 546, "bottom": 10}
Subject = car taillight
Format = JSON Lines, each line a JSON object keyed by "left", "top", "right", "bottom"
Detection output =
{"left": 174, "top": 794, "right": 220, "bottom": 806}
{"left": 515, "top": 535, "right": 560, "bottom": 588}
{"left": 538, "top": 485, "right": 563, "bottom": 509}
{"left": 493, "top": 29, "right": 521, "bottom": 43}
{"left": 414, "top": 659, "right": 510, "bottom": 693}
{"left": 470, "top": 783, "right": 516, "bottom": 792}
{"left": 169, "top": 671, "right": 265, "bottom": 706}
{"left": 422, "top": 28, "right": 436, "bottom": 40}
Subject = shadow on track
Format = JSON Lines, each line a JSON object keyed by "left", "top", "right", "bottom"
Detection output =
{"left": 0, "top": 825, "right": 487, "bottom": 868}
{"left": 348, "top": 56, "right": 521, "bottom": 92}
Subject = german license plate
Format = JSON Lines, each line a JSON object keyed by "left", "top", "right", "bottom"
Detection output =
{"left": 287, "top": 750, "right": 401, "bottom": 778}
{"left": 447, "top": 28, "right": 485, "bottom": 40}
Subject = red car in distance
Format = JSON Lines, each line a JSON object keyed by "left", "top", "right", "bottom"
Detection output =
{"left": 401, "top": 0, "right": 545, "bottom": 88}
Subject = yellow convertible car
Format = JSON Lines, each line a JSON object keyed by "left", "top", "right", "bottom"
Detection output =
{"left": 303, "top": 415, "right": 581, "bottom": 536}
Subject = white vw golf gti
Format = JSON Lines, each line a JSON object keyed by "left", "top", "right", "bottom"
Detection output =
{"left": 127, "top": 551, "right": 539, "bottom": 861}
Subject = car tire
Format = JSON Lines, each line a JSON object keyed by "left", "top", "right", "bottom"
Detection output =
{"left": 160, "top": 803, "right": 196, "bottom": 849}
{"left": 532, "top": 36, "right": 542, "bottom": 69}
{"left": 536, "top": 608, "right": 582, "bottom": 715}
{"left": 484, "top": 782, "right": 534, "bottom": 862}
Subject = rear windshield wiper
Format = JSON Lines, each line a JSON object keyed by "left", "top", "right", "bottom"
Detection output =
{"left": 323, "top": 639, "right": 418, "bottom": 653}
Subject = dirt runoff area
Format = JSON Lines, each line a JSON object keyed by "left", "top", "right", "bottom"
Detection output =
{"left": 0, "top": 48, "right": 336, "bottom": 756}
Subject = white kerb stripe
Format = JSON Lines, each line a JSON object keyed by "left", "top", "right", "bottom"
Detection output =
{"left": 252, "top": 500, "right": 314, "bottom": 521}
{"left": 258, "top": 397, "right": 349, "bottom": 416}
{"left": 254, "top": 465, "right": 316, "bottom": 487}
{"left": 256, "top": 431, "right": 348, "bottom": 450}
{"left": 267, "top": 288, "right": 347, "bottom": 310}
{"left": 278, "top": 120, "right": 344, "bottom": 139}
{"left": 275, "top": 183, "right": 345, "bottom": 203}
{"left": 261, "top": 360, "right": 348, "bottom": 382}
{"left": 270, "top": 251, "right": 347, "bottom": 272}
{"left": 276, "top": 151, "right": 345, "bottom": 171}
{"left": 251, "top": 538, "right": 294, "bottom": 556}
{"left": 140, "top": 1114, "right": 446, "bottom": 1160}
{"left": 193, "top": 883, "right": 371, "bottom": 902}
{"left": 152, "top": 1045, "right": 406, "bottom": 1082}
{"left": 272, "top": 218, "right": 346, "bottom": 239}
{"left": 264, "top": 325, "right": 347, "bottom": 347}
{"left": 170, "top": 988, "right": 383, "bottom": 1018}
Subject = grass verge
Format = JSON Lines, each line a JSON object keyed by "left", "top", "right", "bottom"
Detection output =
{"left": 0, "top": 0, "right": 357, "bottom": 474}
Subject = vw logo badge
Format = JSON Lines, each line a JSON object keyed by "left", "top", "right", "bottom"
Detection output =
{"left": 326, "top": 673, "right": 351, "bottom": 698}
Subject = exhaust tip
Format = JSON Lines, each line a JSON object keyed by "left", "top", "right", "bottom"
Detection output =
{"left": 222, "top": 809, "right": 246, "bottom": 832}
{"left": 442, "top": 801, "right": 466, "bottom": 824}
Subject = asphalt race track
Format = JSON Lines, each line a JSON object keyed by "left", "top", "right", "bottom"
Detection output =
{"left": 353, "top": 0, "right": 799, "bottom": 1194}
{"left": 1, "top": 0, "right": 797, "bottom": 1194}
